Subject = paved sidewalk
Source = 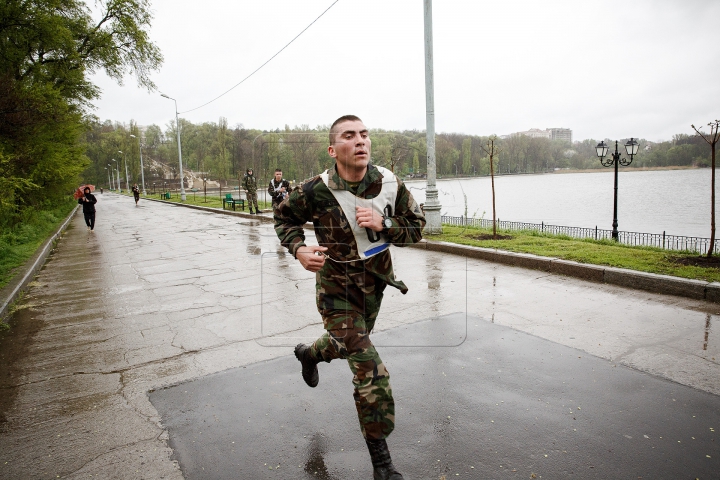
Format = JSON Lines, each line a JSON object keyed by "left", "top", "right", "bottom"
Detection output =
{"left": 0, "top": 193, "right": 717, "bottom": 479}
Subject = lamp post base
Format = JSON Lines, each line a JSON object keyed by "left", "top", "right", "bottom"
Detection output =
{"left": 423, "top": 203, "right": 443, "bottom": 235}
{"left": 423, "top": 186, "right": 443, "bottom": 234}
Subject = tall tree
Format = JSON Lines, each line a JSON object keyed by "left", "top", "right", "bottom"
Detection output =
{"left": 0, "top": 0, "right": 162, "bottom": 223}
{"left": 691, "top": 120, "right": 720, "bottom": 257}
{"left": 461, "top": 138, "right": 472, "bottom": 175}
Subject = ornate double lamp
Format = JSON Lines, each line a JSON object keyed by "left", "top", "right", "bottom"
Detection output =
{"left": 595, "top": 138, "right": 639, "bottom": 240}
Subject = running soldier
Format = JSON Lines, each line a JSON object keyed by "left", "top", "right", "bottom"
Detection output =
{"left": 274, "top": 115, "right": 425, "bottom": 479}
{"left": 242, "top": 168, "right": 259, "bottom": 214}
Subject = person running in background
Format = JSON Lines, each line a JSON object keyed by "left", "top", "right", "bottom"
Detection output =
{"left": 78, "top": 186, "right": 97, "bottom": 231}
{"left": 132, "top": 184, "right": 140, "bottom": 205}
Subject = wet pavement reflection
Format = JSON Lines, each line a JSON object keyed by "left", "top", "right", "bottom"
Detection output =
{"left": 0, "top": 193, "right": 718, "bottom": 479}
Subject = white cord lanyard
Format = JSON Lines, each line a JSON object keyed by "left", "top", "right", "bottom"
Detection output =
{"left": 317, "top": 252, "right": 366, "bottom": 264}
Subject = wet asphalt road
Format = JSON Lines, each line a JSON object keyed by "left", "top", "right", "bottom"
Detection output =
{"left": 151, "top": 313, "right": 720, "bottom": 479}
{"left": 0, "top": 193, "right": 718, "bottom": 479}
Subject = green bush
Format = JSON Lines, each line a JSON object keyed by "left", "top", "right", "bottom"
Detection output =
{"left": 0, "top": 200, "right": 76, "bottom": 289}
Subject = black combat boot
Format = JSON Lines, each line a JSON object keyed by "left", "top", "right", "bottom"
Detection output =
{"left": 366, "top": 439, "right": 404, "bottom": 480}
{"left": 249, "top": 209, "right": 254, "bottom": 215}
{"left": 294, "top": 344, "right": 319, "bottom": 387}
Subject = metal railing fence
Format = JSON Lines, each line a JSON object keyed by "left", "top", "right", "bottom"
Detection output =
{"left": 441, "top": 216, "right": 719, "bottom": 254}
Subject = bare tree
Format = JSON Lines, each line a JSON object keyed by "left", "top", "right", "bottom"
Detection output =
{"left": 480, "top": 136, "right": 501, "bottom": 239}
{"left": 691, "top": 120, "right": 720, "bottom": 256}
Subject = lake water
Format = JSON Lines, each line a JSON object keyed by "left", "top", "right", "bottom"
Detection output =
{"left": 406, "top": 168, "right": 717, "bottom": 239}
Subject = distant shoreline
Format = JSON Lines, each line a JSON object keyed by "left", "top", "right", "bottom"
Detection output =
{"left": 404, "top": 165, "right": 704, "bottom": 182}
{"left": 551, "top": 165, "right": 700, "bottom": 175}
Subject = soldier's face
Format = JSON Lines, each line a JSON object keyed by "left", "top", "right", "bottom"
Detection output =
{"left": 328, "top": 120, "right": 371, "bottom": 172}
{"left": 274, "top": 172, "right": 282, "bottom": 181}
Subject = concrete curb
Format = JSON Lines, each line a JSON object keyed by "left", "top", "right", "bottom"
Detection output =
{"left": 143, "top": 196, "right": 276, "bottom": 224}
{"left": 410, "top": 239, "right": 720, "bottom": 303}
{"left": 0, "top": 205, "right": 80, "bottom": 321}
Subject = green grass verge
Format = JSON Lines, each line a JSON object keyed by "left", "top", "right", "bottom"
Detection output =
{"left": 434, "top": 224, "right": 720, "bottom": 283}
{"left": 122, "top": 191, "right": 273, "bottom": 211}
{"left": 0, "top": 200, "right": 77, "bottom": 289}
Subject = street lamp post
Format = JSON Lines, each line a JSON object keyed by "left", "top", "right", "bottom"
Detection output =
{"left": 160, "top": 93, "right": 187, "bottom": 201}
{"left": 105, "top": 167, "right": 111, "bottom": 191}
{"left": 423, "top": 0, "right": 442, "bottom": 233}
{"left": 118, "top": 150, "right": 130, "bottom": 193}
{"left": 130, "top": 134, "right": 147, "bottom": 195}
{"left": 107, "top": 164, "right": 115, "bottom": 190}
{"left": 596, "top": 138, "right": 639, "bottom": 240}
{"left": 203, "top": 178, "right": 207, "bottom": 203}
{"left": 113, "top": 159, "right": 120, "bottom": 193}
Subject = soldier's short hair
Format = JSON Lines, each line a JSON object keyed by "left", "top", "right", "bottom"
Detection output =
{"left": 329, "top": 115, "right": 363, "bottom": 145}
{"left": 275, "top": 168, "right": 282, "bottom": 173}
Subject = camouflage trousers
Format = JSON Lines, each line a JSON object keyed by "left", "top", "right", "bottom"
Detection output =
{"left": 246, "top": 192, "right": 258, "bottom": 211}
{"left": 309, "top": 301, "right": 394, "bottom": 441}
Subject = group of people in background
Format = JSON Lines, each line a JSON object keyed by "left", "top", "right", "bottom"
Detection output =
{"left": 242, "top": 167, "right": 290, "bottom": 214}
{"left": 83, "top": 170, "right": 288, "bottom": 224}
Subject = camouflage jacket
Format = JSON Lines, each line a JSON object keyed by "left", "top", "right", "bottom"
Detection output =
{"left": 268, "top": 178, "right": 291, "bottom": 205}
{"left": 242, "top": 174, "right": 258, "bottom": 194}
{"left": 274, "top": 164, "right": 426, "bottom": 300}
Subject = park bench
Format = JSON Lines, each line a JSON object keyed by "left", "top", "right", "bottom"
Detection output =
{"left": 223, "top": 193, "right": 245, "bottom": 211}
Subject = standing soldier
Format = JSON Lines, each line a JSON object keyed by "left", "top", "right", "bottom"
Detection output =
{"left": 242, "top": 168, "right": 259, "bottom": 214}
{"left": 268, "top": 168, "right": 290, "bottom": 209}
{"left": 274, "top": 115, "right": 425, "bottom": 479}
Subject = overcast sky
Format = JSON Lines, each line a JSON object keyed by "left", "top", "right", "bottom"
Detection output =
{"left": 90, "top": 0, "right": 720, "bottom": 142}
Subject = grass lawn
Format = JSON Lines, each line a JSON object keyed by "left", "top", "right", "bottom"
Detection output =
{"left": 0, "top": 200, "right": 77, "bottom": 290}
{"left": 434, "top": 224, "right": 720, "bottom": 283}
{"left": 122, "top": 191, "right": 273, "bottom": 211}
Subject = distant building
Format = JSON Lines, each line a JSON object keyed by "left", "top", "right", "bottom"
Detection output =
{"left": 521, "top": 128, "right": 552, "bottom": 139}
{"left": 549, "top": 128, "right": 572, "bottom": 143}
{"left": 503, "top": 127, "right": 573, "bottom": 143}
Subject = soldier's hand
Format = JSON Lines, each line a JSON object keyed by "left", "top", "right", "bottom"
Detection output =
{"left": 356, "top": 207, "right": 382, "bottom": 232}
{"left": 296, "top": 245, "right": 328, "bottom": 272}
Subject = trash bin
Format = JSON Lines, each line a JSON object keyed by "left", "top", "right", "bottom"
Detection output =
{"left": 165, "top": 192, "right": 171, "bottom": 199}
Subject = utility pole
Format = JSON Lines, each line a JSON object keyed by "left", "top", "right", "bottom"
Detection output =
{"left": 161, "top": 94, "right": 187, "bottom": 201}
{"left": 423, "top": 0, "right": 442, "bottom": 233}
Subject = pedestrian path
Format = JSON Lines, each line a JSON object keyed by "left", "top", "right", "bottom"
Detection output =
{"left": 0, "top": 193, "right": 717, "bottom": 479}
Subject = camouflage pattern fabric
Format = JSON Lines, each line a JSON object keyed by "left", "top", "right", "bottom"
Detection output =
{"left": 274, "top": 163, "right": 425, "bottom": 441}
{"left": 269, "top": 178, "right": 291, "bottom": 206}
{"left": 242, "top": 174, "right": 258, "bottom": 194}
{"left": 246, "top": 192, "right": 258, "bottom": 211}
{"left": 310, "top": 289, "right": 394, "bottom": 440}
{"left": 274, "top": 163, "right": 426, "bottom": 318}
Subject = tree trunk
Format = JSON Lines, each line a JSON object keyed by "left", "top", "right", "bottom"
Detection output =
{"left": 709, "top": 142, "right": 716, "bottom": 257}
